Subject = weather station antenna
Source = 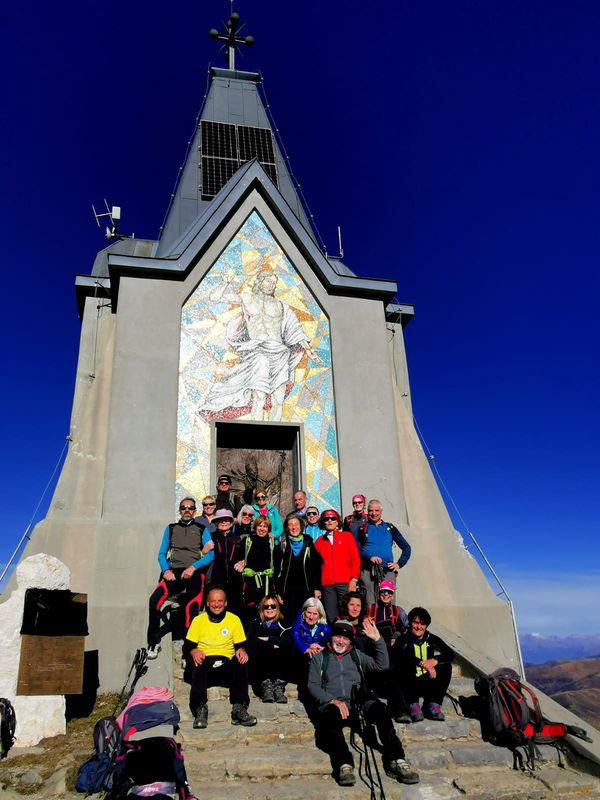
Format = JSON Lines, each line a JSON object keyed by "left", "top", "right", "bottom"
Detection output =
{"left": 208, "top": 8, "right": 254, "bottom": 70}
{"left": 91, "top": 199, "right": 135, "bottom": 240}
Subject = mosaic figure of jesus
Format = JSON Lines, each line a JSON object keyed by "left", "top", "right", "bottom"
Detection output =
{"left": 199, "top": 268, "right": 321, "bottom": 421}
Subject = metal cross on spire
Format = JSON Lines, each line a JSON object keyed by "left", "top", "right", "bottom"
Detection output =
{"left": 209, "top": 10, "right": 254, "bottom": 71}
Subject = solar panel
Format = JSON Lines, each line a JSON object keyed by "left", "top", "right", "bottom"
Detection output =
{"left": 200, "top": 121, "right": 278, "bottom": 199}
{"left": 201, "top": 156, "right": 239, "bottom": 199}
{"left": 238, "top": 126, "right": 276, "bottom": 164}
{"left": 201, "top": 121, "right": 238, "bottom": 159}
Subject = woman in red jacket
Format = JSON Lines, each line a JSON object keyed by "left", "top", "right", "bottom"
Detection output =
{"left": 313, "top": 509, "right": 360, "bottom": 623}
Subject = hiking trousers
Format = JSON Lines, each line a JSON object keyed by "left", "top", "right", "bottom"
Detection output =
{"left": 315, "top": 699, "right": 405, "bottom": 771}
{"left": 189, "top": 655, "right": 250, "bottom": 711}
{"left": 399, "top": 661, "right": 452, "bottom": 706}
{"left": 147, "top": 568, "right": 205, "bottom": 646}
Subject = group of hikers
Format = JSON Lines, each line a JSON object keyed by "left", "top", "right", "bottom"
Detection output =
{"left": 146, "top": 476, "right": 455, "bottom": 788}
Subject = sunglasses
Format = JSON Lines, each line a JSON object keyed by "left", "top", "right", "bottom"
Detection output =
{"left": 255, "top": 495, "right": 267, "bottom": 500}
{"left": 241, "top": 512, "right": 253, "bottom": 517}
{"left": 263, "top": 603, "right": 277, "bottom": 610}
{"left": 323, "top": 515, "right": 337, "bottom": 521}
{"left": 306, "top": 511, "right": 319, "bottom": 516}
{"left": 202, "top": 502, "right": 215, "bottom": 507}
{"left": 180, "top": 505, "right": 196, "bottom": 511}
{"left": 353, "top": 500, "right": 364, "bottom": 505}
{"left": 379, "top": 590, "right": 394, "bottom": 595}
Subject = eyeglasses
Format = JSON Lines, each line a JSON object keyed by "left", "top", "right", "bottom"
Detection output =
{"left": 180, "top": 505, "right": 196, "bottom": 511}
{"left": 255, "top": 495, "right": 267, "bottom": 500}
{"left": 263, "top": 604, "right": 277, "bottom": 610}
{"left": 202, "top": 502, "right": 216, "bottom": 507}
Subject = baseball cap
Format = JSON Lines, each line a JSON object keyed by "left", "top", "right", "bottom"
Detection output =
{"left": 379, "top": 580, "right": 395, "bottom": 593}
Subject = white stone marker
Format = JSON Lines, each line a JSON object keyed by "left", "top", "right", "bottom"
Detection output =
{"left": 0, "top": 554, "right": 70, "bottom": 746}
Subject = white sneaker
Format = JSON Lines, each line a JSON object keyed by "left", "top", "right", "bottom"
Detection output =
{"left": 147, "top": 644, "right": 161, "bottom": 660}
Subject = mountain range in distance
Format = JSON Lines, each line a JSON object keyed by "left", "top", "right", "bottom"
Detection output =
{"left": 520, "top": 633, "right": 600, "bottom": 665}
{"left": 525, "top": 656, "right": 600, "bottom": 731}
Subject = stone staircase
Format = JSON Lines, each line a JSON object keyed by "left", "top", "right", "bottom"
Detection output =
{"left": 170, "top": 648, "right": 600, "bottom": 799}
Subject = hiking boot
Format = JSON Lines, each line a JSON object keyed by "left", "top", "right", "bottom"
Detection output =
{"left": 386, "top": 758, "right": 420, "bottom": 785}
{"left": 231, "top": 703, "right": 257, "bottom": 727}
{"left": 409, "top": 702, "right": 423, "bottom": 722}
{"left": 261, "top": 679, "right": 275, "bottom": 703}
{"left": 273, "top": 679, "right": 288, "bottom": 704}
{"left": 146, "top": 644, "right": 161, "bottom": 660}
{"left": 192, "top": 704, "right": 208, "bottom": 729}
{"left": 393, "top": 711, "right": 412, "bottom": 724}
{"left": 337, "top": 764, "right": 356, "bottom": 786}
{"left": 426, "top": 702, "right": 445, "bottom": 721}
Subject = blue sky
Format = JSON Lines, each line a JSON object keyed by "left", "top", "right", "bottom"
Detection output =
{"left": 1, "top": 1, "right": 599, "bottom": 636}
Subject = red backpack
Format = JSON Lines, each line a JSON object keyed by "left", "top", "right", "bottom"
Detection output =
{"left": 475, "top": 667, "right": 592, "bottom": 768}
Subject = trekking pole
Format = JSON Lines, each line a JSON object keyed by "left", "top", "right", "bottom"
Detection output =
{"left": 111, "top": 648, "right": 148, "bottom": 717}
{"left": 372, "top": 563, "right": 386, "bottom": 598}
{"left": 350, "top": 689, "right": 386, "bottom": 800}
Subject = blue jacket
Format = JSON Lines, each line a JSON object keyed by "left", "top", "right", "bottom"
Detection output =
{"left": 359, "top": 521, "right": 411, "bottom": 567}
{"left": 292, "top": 611, "right": 330, "bottom": 657}
{"left": 304, "top": 522, "right": 321, "bottom": 542}
{"left": 252, "top": 504, "right": 283, "bottom": 543}
{"left": 157, "top": 523, "right": 214, "bottom": 572}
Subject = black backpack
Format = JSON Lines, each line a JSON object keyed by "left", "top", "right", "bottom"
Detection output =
{"left": 105, "top": 737, "right": 193, "bottom": 800}
{"left": 93, "top": 715, "right": 120, "bottom": 756}
{"left": 475, "top": 668, "right": 543, "bottom": 747}
{"left": 0, "top": 698, "right": 16, "bottom": 759}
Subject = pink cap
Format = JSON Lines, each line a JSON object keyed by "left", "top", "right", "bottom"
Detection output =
{"left": 352, "top": 494, "right": 365, "bottom": 503}
{"left": 379, "top": 580, "right": 395, "bottom": 593}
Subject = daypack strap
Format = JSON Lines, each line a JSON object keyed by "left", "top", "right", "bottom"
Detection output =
{"left": 520, "top": 684, "right": 543, "bottom": 732}
{"left": 321, "top": 647, "right": 366, "bottom": 691}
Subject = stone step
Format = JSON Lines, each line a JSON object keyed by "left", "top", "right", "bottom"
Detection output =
{"left": 181, "top": 767, "right": 589, "bottom": 800}
{"left": 451, "top": 764, "right": 600, "bottom": 799}
{"left": 180, "top": 737, "right": 520, "bottom": 782}
{"left": 181, "top": 774, "right": 464, "bottom": 800}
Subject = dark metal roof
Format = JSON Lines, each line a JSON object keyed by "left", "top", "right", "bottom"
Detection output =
{"left": 91, "top": 238, "right": 156, "bottom": 278}
{"left": 75, "top": 160, "right": 402, "bottom": 319}
{"left": 327, "top": 258, "right": 357, "bottom": 278}
{"left": 157, "top": 67, "right": 312, "bottom": 257}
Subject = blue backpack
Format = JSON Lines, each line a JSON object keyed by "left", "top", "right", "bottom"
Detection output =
{"left": 75, "top": 750, "right": 114, "bottom": 794}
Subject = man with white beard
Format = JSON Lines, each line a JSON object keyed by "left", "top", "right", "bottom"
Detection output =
{"left": 307, "top": 618, "right": 419, "bottom": 788}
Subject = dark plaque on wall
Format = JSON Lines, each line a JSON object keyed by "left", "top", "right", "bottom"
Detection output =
{"left": 17, "top": 590, "right": 88, "bottom": 696}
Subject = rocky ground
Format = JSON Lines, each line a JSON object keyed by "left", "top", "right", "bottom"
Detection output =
{"left": 0, "top": 694, "right": 118, "bottom": 798}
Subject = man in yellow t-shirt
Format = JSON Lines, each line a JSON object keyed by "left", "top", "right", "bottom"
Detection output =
{"left": 183, "top": 586, "right": 257, "bottom": 729}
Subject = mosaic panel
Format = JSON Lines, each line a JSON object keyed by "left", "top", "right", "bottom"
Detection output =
{"left": 176, "top": 211, "right": 340, "bottom": 512}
